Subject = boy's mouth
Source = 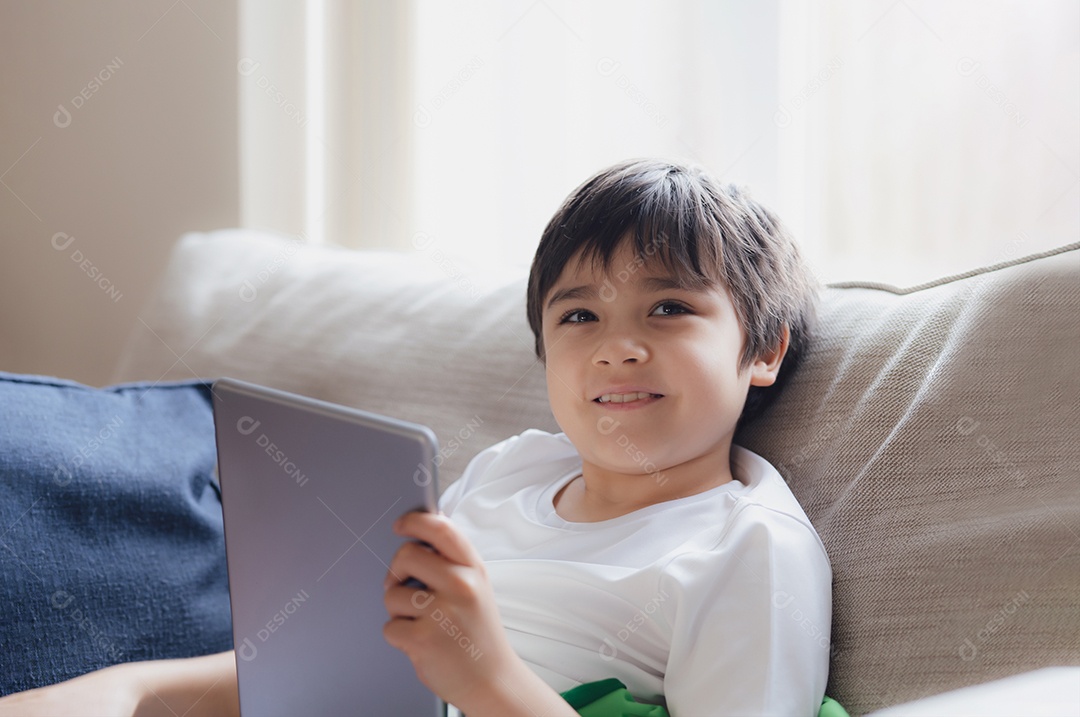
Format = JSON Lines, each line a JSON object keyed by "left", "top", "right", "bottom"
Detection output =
{"left": 594, "top": 392, "right": 664, "bottom": 404}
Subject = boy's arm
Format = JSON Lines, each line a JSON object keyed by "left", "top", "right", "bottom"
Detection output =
{"left": 131, "top": 650, "right": 239, "bottom": 717}
{"left": 0, "top": 651, "right": 238, "bottom": 717}
{"left": 662, "top": 510, "right": 831, "bottom": 716}
{"left": 384, "top": 511, "right": 578, "bottom": 717}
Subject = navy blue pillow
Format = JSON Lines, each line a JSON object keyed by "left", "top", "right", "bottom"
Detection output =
{"left": 0, "top": 371, "right": 231, "bottom": 695}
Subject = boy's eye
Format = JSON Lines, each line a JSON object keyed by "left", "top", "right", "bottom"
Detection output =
{"left": 559, "top": 309, "right": 597, "bottom": 324}
{"left": 650, "top": 301, "right": 691, "bottom": 317}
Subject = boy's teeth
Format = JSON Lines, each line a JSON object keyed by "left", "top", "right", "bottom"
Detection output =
{"left": 598, "top": 392, "right": 658, "bottom": 404}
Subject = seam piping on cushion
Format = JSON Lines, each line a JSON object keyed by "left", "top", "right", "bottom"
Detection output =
{"left": 826, "top": 241, "right": 1079, "bottom": 295}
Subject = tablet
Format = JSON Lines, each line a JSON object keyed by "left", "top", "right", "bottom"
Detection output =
{"left": 212, "top": 378, "right": 443, "bottom": 716}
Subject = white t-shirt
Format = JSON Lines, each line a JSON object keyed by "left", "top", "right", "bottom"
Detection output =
{"left": 440, "top": 429, "right": 831, "bottom": 717}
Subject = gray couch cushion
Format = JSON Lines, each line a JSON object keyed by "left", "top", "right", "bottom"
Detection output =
{"left": 115, "top": 231, "right": 1080, "bottom": 714}
{"left": 113, "top": 230, "right": 558, "bottom": 490}
{"left": 737, "top": 244, "right": 1080, "bottom": 713}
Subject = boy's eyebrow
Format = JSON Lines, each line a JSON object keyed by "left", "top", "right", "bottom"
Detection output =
{"left": 545, "top": 276, "right": 693, "bottom": 310}
{"left": 546, "top": 284, "right": 595, "bottom": 310}
{"left": 639, "top": 276, "right": 689, "bottom": 292}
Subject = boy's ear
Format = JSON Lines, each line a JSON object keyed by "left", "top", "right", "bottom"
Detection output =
{"left": 748, "top": 325, "right": 790, "bottom": 388}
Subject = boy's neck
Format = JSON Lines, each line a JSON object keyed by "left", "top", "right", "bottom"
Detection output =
{"left": 553, "top": 443, "right": 739, "bottom": 523}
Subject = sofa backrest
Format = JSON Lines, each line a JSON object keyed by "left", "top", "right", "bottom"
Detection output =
{"left": 736, "top": 243, "right": 1079, "bottom": 712}
{"left": 114, "top": 231, "right": 1080, "bottom": 715}
{"left": 114, "top": 230, "right": 560, "bottom": 487}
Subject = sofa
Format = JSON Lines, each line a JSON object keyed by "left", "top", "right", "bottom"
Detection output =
{"left": 4, "top": 230, "right": 1079, "bottom": 714}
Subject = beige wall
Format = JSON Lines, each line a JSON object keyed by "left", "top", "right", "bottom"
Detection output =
{"left": 0, "top": 1, "right": 239, "bottom": 386}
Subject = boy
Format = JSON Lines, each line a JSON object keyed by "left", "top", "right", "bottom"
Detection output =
{"left": 382, "top": 159, "right": 830, "bottom": 715}
{"left": 0, "top": 159, "right": 830, "bottom": 716}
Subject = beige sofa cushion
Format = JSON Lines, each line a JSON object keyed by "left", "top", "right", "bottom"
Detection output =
{"left": 114, "top": 230, "right": 559, "bottom": 487}
{"left": 737, "top": 243, "right": 1079, "bottom": 713}
{"left": 114, "top": 231, "right": 1079, "bottom": 714}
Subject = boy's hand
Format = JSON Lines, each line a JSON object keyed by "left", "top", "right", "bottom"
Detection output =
{"left": 384, "top": 511, "right": 579, "bottom": 716}
{"left": 382, "top": 511, "right": 523, "bottom": 710}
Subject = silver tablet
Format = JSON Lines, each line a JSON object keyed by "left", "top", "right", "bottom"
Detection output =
{"left": 212, "top": 378, "right": 443, "bottom": 716}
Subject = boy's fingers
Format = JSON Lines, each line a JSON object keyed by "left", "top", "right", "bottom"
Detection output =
{"left": 384, "top": 541, "right": 450, "bottom": 593}
{"left": 393, "top": 511, "right": 482, "bottom": 568}
{"left": 383, "top": 582, "right": 437, "bottom": 618}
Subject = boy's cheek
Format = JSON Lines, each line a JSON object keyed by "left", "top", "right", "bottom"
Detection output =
{"left": 548, "top": 385, "right": 587, "bottom": 430}
{"left": 544, "top": 360, "right": 576, "bottom": 397}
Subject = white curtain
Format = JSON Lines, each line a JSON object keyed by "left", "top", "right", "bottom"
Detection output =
{"left": 239, "top": 0, "right": 416, "bottom": 249}
{"left": 240, "top": 0, "right": 1078, "bottom": 285}
{"left": 780, "top": 0, "right": 1079, "bottom": 285}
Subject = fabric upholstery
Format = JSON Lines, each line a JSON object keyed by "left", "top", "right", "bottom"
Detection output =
{"left": 737, "top": 245, "right": 1080, "bottom": 712}
{"left": 113, "top": 230, "right": 559, "bottom": 489}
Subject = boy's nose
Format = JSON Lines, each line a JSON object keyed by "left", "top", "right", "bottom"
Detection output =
{"left": 592, "top": 335, "right": 650, "bottom": 365}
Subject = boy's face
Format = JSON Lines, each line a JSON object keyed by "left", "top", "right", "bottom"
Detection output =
{"left": 541, "top": 241, "right": 783, "bottom": 483}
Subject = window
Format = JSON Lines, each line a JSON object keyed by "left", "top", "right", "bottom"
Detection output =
{"left": 241, "top": 0, "right": 1078, "bottom": 285}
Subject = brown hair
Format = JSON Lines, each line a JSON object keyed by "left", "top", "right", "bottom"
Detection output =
{"left": 526, "top": 158, "right": 819, "bottom": 424}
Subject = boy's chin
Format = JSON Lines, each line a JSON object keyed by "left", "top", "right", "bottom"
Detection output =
{"left": 579, "top": 450, "right": 670, "bottom": 481}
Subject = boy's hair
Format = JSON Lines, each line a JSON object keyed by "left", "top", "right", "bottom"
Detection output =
{"left": 526, "top": 158, "right": 819, "bottom": 425}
